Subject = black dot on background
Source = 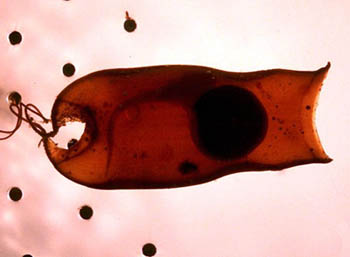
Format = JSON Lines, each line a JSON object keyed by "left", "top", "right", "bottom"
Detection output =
{"left": 22, "top": 254, "right": 33, "bottom": 257}
{"left": 9, "top": 31, "right": 22, "bottom": 45}
{"left": 7, "top": 91, "right": 22, "bottom": 105}
{"left": 306, "top": 105, "right": 311, "bottom": 110}
{"left": 79, "top": 205, "right": 93, "bottom": 220}
{"left": 63, "top": 63, "right": 75, "bottom": 77}
{"left": 194, "top": 85, "right": 267, "bottom": 160}
{"left": 8, "top": 187, "right": 22, "bottom": 201}
{"left": 124, "top": 19, "right": 137, "bottom": 32}
{"left": 142, "top": 243, "right": 157, "bottom": 256}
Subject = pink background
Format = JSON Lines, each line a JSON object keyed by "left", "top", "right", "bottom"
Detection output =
{"left": 0, "top": 0, "right": 349, "bottom": 256}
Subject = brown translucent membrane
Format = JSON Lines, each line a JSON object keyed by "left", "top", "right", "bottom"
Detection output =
{"left": 43, "top": 63, "right": 332, "bottom": 189}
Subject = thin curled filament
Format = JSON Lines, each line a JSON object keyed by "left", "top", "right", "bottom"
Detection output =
{"left": 0, "top": 92, "right": 52, "bottom": 142}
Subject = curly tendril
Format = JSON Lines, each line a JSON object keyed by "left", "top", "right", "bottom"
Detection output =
{"left": 0, "top": 92, "right": 53, "bottom": 145}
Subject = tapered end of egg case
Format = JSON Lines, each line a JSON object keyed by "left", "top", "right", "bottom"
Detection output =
{"left": 304, "top": 62, "right": 332, "bottom": 163}
{"left": 244, "top": 62, "right": 332, "bottom": 170}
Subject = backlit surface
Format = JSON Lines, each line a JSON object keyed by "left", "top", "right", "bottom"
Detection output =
{"left": 0, "top": 0, "right": 349, "bottom": 256}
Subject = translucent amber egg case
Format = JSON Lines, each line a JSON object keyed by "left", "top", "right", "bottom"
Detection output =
{"left": 0, "top": 1, "right": 349, "bottom": 257}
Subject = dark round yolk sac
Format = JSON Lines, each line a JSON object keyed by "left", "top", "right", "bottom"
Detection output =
{"left": 194, "top": 85, "right": 267, "bottom": 160}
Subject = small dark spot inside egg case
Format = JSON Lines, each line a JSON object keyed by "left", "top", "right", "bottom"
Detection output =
{"left": 67, "top": 138, "right": 78, "bottom": 149}
{"left": 179, "top": 160, "right": 198, "bottom": 174}
{"left": 140, "top": 151, "right": 148, "bottom": 159}
{"left": 103, "top": 101, "right": 110, "bottom": 108}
